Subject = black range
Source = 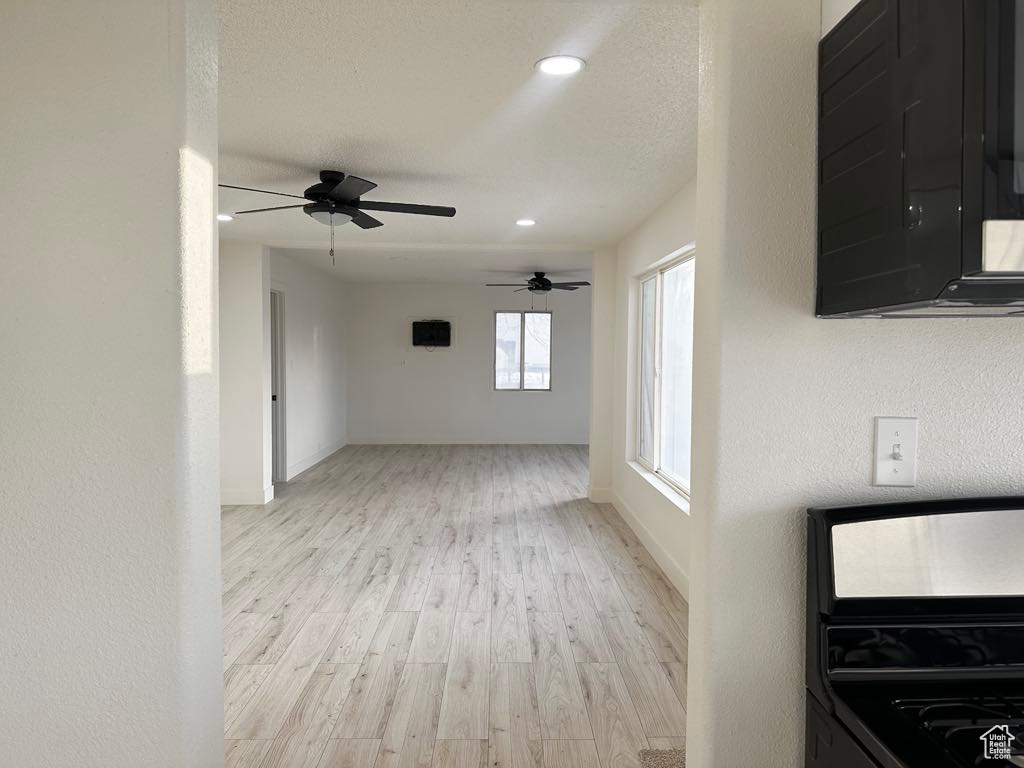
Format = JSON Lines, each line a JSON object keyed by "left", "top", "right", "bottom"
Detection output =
{"left": 806, "top": 498, "right": 1024, "bottom": 766}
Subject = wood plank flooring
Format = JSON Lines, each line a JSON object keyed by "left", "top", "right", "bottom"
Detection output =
{"left": 221, "top": 445, "right": 688, "bottom": 768}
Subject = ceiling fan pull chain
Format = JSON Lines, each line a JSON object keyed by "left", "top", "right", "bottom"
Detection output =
{"left": 330, "top": 215, "right": 335, "bottom": 266}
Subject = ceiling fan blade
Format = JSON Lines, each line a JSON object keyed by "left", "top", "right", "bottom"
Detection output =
{"left": 234, "top": 204, "right": 308, "bottom": 214}
{"left": 514, "top": 287, "right": 530, "bottom": 292}
{"left": 219, "top": 183, "right": 307, "bottom": 200}
{"left": 328, "top": 174, "right": 377, "bottom": 202}
{"left": 553, "top": 286, "right": 580, "bottom": 291}
{"left": 356, "top": 201, "right": 456, "bottom": 217}
{"left": 351, "top": 210, "right": 384, "bottom": 229}
{"left": 486, "top": 283, "right": 530, "bottom": 287}
{"left": 549, "top": 281, "right": 592, "bottom": 287}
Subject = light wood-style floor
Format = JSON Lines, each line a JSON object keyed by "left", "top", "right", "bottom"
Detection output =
{"left": 222, "top": 444, "right": 688, "bottom": 768}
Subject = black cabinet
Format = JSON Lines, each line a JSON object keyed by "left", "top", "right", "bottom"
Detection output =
{"left": 817, "top": 0, "right": 1024, "bottom": 317}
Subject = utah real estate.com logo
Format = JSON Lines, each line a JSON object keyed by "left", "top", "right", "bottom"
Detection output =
{"left": 980, "top": 725, "right": 1016, "bottom": 761}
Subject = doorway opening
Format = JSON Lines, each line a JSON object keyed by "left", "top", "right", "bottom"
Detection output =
{"left": 270, "top": 289, "right": 286, "bottom": 484}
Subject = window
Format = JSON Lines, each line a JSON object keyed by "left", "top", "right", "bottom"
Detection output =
{"left": 637, "top": 254, "right": 695, "bottom": 494}
{"left": 495, "top": 311, "right": 551, "bottom": 390}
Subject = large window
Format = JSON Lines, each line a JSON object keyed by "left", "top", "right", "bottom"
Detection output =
{"left": 637, "top": 254, "right": 695, "bottom": 494}
{"left": 495, "top": 311, "right": 551, "bottom": 390}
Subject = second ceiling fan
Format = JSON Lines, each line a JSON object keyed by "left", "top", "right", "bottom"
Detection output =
{"left": 486, "top": 272, "right": 591, "bottom": 293}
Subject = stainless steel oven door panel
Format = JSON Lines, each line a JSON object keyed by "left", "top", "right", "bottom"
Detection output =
{"left": 831, "top": 508, "right": 1024, "bottom": 598}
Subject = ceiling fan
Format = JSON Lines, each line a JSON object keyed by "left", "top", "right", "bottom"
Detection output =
{"left": 486, "top": 272, "right": 592, "bottom": 293}
{"left": 219, "top": 169, "right": 456, "bottom": 263}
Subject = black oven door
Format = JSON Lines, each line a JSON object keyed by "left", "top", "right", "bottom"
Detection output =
{"left": 972, "top": 0, "right": 1024, "bottom": 274}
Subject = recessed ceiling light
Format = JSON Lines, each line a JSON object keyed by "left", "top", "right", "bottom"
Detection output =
{"left": 217, "top": 213, "right": 233, "bottom": 222}
{"left": 516, "top": 219, "right": 536, "bottom": 227}
{"left": 536, "top": 55, "right": 585, "bottom": 76}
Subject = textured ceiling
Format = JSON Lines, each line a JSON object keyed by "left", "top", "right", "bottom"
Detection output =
{"left": 218, "top": 0, "right": 699, "bottom": 278}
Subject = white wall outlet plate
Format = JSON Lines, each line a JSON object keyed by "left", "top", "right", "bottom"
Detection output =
{"left": 873, "top": 417, "right": 918, "bottom": 487}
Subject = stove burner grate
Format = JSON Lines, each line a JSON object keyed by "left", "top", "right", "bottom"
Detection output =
{"left": 893, "top": 696, "right": 1024, "bottom": 767}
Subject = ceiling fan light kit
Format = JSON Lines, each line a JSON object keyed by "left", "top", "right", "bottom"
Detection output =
{"left": 218, "top": 169, "right": 456, "bottom": 265}
{"left": 305, "top": 202, "right": 354, "bottom": 227}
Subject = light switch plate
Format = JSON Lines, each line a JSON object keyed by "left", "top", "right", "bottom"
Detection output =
{"left": 874, "top": 417, "right": 918, "bottom": 487}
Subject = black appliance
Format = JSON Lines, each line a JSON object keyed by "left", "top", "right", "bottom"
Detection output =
{"left": 817, "top": 0, "right": 1024, "bottom": 317}
{"left": 806, "top": 498, "right": 1024, "bottom": 766}
{"left": 412, "top": 320, "right": 451, "bottom": 347}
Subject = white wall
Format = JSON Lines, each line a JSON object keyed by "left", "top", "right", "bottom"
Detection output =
{"left": 345, "top": 283, "right": 591, "bottom": 444}
{"left": 588, "top": 247, "right": 617, "bottom": 499}
{"left": 0, "top": 1, "right": 222, "bottom": 766}
{"left": 220, "top": 241, "right": 274, "bottom": 504}
{"left": 590, "top": 184, "right": 698, "bottom": 598}
{"left": 822, "top": 0, "right": 857, "bottom": 36}
{"left": 270, "top": 252, "right": 350, "bottom": 477}
{"left": 686, "top": 0, "right": 1024, "bottom": 765}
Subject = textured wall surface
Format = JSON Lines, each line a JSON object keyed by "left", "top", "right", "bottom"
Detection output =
{"left": 0, "top": 1, "right": 222, "bottom": 766}
{"left": 220, "top": 241, "right": 274, "bottom": 504}
{"left": 687, "top": 0, "right": 1024, "bottom": 765}
{"left": 345, "top": 282, "right": 592, "bottom": 445}
{"left": 822, "top": 0, "right": 858, "bottom": 35}
{"left": 588, "top": 247, "right": 617, "bottom": 498}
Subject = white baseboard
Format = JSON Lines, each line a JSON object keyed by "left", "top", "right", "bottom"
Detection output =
{"left": 611, "top": 492, "right": 690, "bottom": 601}
{"left": 221, "top": 485, "right": 274, "bottom": 506}
{"left": 286, "top": 440, "right": 347, "bottom": 480}
{"left": 588, "top": 486, "right": 613, "bottom": 503}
